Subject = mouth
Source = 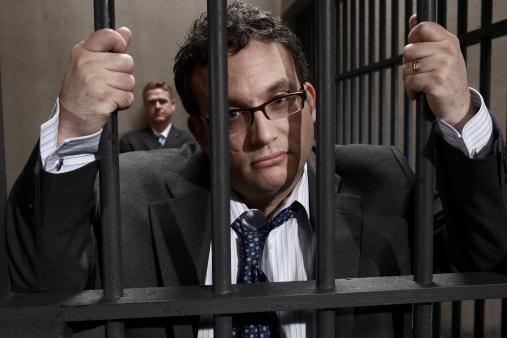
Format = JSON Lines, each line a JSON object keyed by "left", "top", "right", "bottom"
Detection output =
{"left": 251, "top": 152, "right": 287, "bottom": 168}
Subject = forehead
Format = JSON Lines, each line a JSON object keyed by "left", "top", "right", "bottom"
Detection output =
{"left": 190, "top": 41, "right": 299, "bottom": 108}
{"left": 144, "top": 88, "right": 171, "bottom": 101}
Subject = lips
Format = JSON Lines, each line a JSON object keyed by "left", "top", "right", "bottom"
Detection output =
{"left": 251, "top": 152, "right": 287, "bottom": 168}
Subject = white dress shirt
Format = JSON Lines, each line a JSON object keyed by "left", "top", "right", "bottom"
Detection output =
{"left": 151, "top": 123, "right": 172, "bottom": 147}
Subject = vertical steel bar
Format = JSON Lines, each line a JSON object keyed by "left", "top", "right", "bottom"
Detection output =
{"left": 474, "top": 299, "right": 485, "bottom": 338}
{"left": 336, "top": 1, "right": 342, "bottom": 145}
{"left": 94, "top": 1, "right": 125, "bottom": 336}
{"left": 208, "top": 0, "right": 232, "bottom": 336}
{"left": 342, "top": 0, "right": 349, "bottom": 145}
{"left": 413, "top": 1, "right": 436, "bottom": 337}
{"left": 316, "top": 0, "right": 336, "bottom": 336}
{"left": 0, "top": 67, "right": 10, "bottom": 301}
{"left": 359, "top": 0, "right": 366, "bottom": 144}
{"left": 479, "top": 0, "right": 492, "bottom": 107}
{"left": 94, "top": 0, "right": 122, "bottom": 300}
{"left": 350, "top": 0, "right": 357, "bottom": 144}
{"left": 433, "top": 302, "right": 441, "bottom": 337}
{"left": 379, "top": 0, "right": 386, "bottom": 145}
{"left": 452, "top": 301, "right": 462, "bottom": 338}
{"left": 473, "top": 3, "right": 493, "bottom": 333}
{"left": 437, "top": 0, "right": 447, "bottom": 28}
{"left": 390, "top": 0, "right": 399, "bottom": 147}
{"left": 404, "top": 0, "right": 413, "bottom": 165}
{"left": 368, "top": 0, "right": 375, "bottom": 144}
{"left": 457, "top": 0, "right": 468, "bottom": 61}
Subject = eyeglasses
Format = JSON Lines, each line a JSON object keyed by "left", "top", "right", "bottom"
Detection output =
{"left": 202, "top": 85, "right": 307, "bottom": 135}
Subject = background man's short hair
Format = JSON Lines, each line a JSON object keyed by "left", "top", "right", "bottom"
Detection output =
{"left": 173, "top": 0, "right": 309, "bottom": 117}
{"left": 143, "top": 81, "right": 174, "bottom": 101}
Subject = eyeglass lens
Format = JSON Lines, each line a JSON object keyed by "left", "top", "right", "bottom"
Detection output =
{"left": 229, "top": 94, "right": 304, "bottom": 134}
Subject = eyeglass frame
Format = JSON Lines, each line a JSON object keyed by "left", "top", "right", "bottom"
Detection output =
{"left": 201, "top": 84, "right": 308, "bottom": 134}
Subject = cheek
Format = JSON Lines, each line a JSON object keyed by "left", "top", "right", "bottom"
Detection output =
{"left": 228, "top": 135, "right": 250, "bottom": 172}
{"left": 228, "top": 133, "right": 247, "bottom": 153}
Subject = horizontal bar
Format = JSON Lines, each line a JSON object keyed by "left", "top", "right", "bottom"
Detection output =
{"left": 335, "top": 18, "right": 507, "bottom": 83}
{"left": 459, "top": 18, "right": 507, "bottom": 47}
{"left": 337, "top": 55, "right": 402, "bottom": 81}
{"left": 2, "top": 273, "right": 507, "bottom": 324}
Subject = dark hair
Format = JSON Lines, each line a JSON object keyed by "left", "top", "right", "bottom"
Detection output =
{"left": 173, "top": 0, "right": 309, "bottom": 117}
{"left": 142, "top": 81, "right": 174, "bottom": 101}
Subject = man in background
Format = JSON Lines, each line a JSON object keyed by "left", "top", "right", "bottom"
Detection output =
{"left": 119, "top": 81, "right": 195, "bottom": 152}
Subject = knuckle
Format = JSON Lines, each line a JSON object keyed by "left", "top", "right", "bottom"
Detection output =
{"left": 118, "top": 92, "right": 134, "bottom": 110}
{"left": 127, "top": 74, "right": 136, "bottom": 91}
{"left": 118, "top": 74, "right": 131, "bottom": 90}
{"left": 94, "top": 87, "right": 110, "bottom": 103}
{"left": 119, "top": 54, "right": 134, "bottom": 72}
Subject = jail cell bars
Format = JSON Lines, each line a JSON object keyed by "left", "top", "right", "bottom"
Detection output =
{"left": 294, "top": 0, "right": 507, "bottom": 336}
{"left": 1, "top": 0, "right": 507, "bottom": 337}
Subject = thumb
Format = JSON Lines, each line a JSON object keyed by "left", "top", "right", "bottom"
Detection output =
{"left": 409, "top": 14, "right": 417, "bottom": 32}
{"left": 83, "top": 28, "right": 130, "bottom": 53}
{"left": 116, "top": 27, "right": 132, "bottom": 50}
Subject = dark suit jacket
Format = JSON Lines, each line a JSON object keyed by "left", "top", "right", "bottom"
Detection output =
{"left": 7, "top": 122, "right": 507, "bottom": 337}
{"left": 119, "top": 125, "right": 196, "bottom": 153}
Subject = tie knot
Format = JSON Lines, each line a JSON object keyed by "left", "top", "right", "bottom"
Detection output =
{"left": 231, "top": 203, "right": 297, "bottom": 284}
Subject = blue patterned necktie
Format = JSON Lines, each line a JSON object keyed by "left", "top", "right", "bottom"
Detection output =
{"left": 157, "top": 134, "right": 165, "bottom": 149}
{"left": 231, "top": 203, "right": 297, "bottom": 338}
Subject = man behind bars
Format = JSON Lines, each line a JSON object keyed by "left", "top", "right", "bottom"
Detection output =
{"left": 119, "top": 81, "right": 195, "bottom": 153}
{"left": 7, "top": 1, "right": 507, "bottom": 337}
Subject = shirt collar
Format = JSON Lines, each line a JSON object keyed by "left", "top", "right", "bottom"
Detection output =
{"left": 151, "top": 123, "right": 172, "bottom": 138}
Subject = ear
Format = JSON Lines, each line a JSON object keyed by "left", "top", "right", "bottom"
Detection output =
{"left": 303, "top": 82, "right": 317, "bottom": 123}
{"left": 169, "top": 100, "right": 176, "bottom": 113}
{"left": 188, "top": 115, "right": 209, "bottom": 154}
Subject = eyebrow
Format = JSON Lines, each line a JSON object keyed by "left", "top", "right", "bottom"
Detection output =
{"left": 228, "top": 79, "right": 298, "bottom": 108}
{"left": 265, "top": 79, "right": 298, "bottom": 94}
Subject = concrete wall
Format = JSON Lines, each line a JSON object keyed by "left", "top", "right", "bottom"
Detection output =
{"left": 0, "top": 0, "right": 280, "bottom": 192}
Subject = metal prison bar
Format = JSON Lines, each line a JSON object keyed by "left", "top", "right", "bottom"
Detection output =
{"left": 94, "top": 1, "right": 125, "bottom": 337}
{"left": 1, "top": 0, "right": 507, "bottom": 337}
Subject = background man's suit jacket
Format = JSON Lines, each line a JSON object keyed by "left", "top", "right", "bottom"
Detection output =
{"left": 119, "top": 125, "right": 196, "bottom": 153}
{"left": 7, "top": 120, "right": 507, "bottom": 337}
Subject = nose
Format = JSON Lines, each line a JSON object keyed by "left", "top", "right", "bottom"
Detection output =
{"left": 248, "top": 110, "right": 278, "bottom": 146}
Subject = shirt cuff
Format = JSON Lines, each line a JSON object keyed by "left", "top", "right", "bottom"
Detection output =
{"left": 40, "top": 98, "right": 102, "bottom": 173}
{"left": 435, "top": 88, "right": 494, "bottom": 159}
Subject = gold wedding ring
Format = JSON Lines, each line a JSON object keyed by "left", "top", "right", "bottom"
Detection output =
{"left": 413, "top": 59, "right": 421, "bottom": 74}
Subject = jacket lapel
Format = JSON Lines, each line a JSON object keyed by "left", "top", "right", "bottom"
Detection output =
{"left": 140, "top": 126, "right": 158, "bottom": 150}
{"left": 163, "top": 127, "right": 180, "bottom": 149}
{"left": 307, "top": 150, "right": 362, "bottom": 279}
{"left": 149, "top": 152, "right": 212, "bottom": 287}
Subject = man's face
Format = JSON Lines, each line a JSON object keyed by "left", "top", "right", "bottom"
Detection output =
{"left": 189, "top": 40, "right": 316, "bottom": 210}
{"left": 144, "top": 88, "right": 176, "bottom": 129}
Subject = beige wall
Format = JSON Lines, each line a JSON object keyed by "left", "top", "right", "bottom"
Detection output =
{"left": 0, "top": 0, "right": 280, "bottom": 192}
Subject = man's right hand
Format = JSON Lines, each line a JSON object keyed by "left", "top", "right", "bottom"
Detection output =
{"left": 58, "top": 27, "right": 135, "bottom": 146}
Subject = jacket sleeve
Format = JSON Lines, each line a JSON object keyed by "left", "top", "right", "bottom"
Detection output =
{"left": 434, "top": 116, "right": 507, "bottom": 272}
{"left": 6, "top": 141, "right": 99, "bottom": 292}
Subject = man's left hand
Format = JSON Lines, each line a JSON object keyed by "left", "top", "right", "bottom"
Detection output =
{"left": 403, "top": 14, "right": 477, "bottom": 134}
